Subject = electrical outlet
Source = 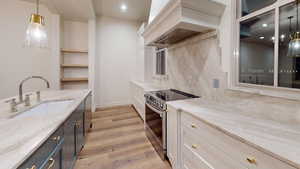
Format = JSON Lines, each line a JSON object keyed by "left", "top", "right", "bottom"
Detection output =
{"left": 213, "top": 79, "right": 220, "bottom": 89}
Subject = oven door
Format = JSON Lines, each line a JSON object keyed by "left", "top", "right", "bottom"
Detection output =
{"left": 145, "top": 103, "right": 166, "bottom": 160}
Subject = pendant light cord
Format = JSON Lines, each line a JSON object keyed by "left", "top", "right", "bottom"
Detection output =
{"left": 297, "top": 0, "right": 299, "bottom": 31}
{"left": 289, "top": 16, "right": 293, "bottom": 33}
{"left": 36, "top": 0, "right": 39, "bottom": 15}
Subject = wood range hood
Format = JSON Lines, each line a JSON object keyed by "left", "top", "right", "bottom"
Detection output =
{"left": 143, "top": 0, "right": 226, "bottom": 47}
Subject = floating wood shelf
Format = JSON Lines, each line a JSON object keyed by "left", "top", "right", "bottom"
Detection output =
{"left": 61, "top": 78, "right": 88, "bottom": 83}
{"left": 61, "top": 64, "right": 88, "bottom": 68}
{"left": 61, "top": 49, "right": 88, "bottom": 54}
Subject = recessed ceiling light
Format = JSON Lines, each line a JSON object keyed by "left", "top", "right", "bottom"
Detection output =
{"left": 259, "top": 36, "right": 265, "bottom": 40}
{"left": 281, "top": 34, "right": 285, "bottom": 39}
{"left": 262, "top": 23, "right": 268, "bottom": 27}
{"left": 120, "top": 4, "right": 127, "bottom": 12}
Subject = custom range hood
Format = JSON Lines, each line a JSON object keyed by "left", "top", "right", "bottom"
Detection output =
{"left": 143, "top": 0, "right": 226, "bottom": 47}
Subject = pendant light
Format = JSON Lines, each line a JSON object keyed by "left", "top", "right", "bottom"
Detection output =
{"left": 24, "top": 0, "right": 48, "bottom": 48}
{"left": 287, "top": 16, "right": 294, "bottom": 56}
{"left": 287, "top": 0, "right": 300, "bottom": 57}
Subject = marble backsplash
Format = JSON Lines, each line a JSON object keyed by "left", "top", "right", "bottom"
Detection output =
{"left": 151, "top": 32, "right": 300, "bottom": 124}
{"left": 152, "top": 31, "right": 228, "bottom": 100}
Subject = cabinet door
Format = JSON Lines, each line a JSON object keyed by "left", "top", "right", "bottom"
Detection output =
{"left": 167, "top": 106, "right": 178, "bottom": 168}
{"left": 42, "top": 149, "right": 63, "bottom": 169}
{"left": 62, "top": 113, "right": 77, "bottom": 169}
{"left": 75, "top": 111, "right": 85, "bottom": 155}
{"left": 84, "top": 94, "right": 92, "bottom": 136}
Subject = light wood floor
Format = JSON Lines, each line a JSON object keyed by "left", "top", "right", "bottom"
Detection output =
{"left": 74, "top": 105, "right": 172, "bottom": 169}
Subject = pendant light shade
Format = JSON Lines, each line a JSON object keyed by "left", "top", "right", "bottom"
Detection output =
{"left": 287, "top": 0, "right": 300, "bottom": 57}
{"left": 24, "top": 0, "right": 48, "bottom": 48}
{"left": 288, "top": 32, "right": 300, "bottom": 57}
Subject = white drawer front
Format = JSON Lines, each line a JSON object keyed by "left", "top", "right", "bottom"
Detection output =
{"left": 182, "top": 125, "right": 248, "bottom": 169}
{"left": 181, "top": 112, "right": 296, "bottom": 169}
{"left": 182, "top": 143, "right": 213, "bottom": 169}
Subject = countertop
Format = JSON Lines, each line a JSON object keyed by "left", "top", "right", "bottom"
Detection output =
{"left": 167, "top": 98, "right": 300, "bottom": 168}
{"left": 130, "top": 80, "right": 168, "bottom": 91}
{"left": 0, "top": 89, "right": 91, "bottom": 169}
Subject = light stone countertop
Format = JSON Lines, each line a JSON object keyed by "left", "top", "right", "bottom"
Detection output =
{"left": 167, "top": 98, "right": 300, "bottom": 168}
{"left": 130, "top": 80, "right": 168, "bottom": 92}
{"left": 0, "top": 89, "right": 91, "bottom": 169}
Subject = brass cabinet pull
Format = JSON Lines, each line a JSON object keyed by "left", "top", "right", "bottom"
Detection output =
{"left": 191, "top": 144, "right": 198, "bottom": 149}
{"left": 47, "top": 158, "right": 55, "bottom": 169}
{"left": 52, "top": 136, "right": 60, "bottom": 141}
{"left": 27, "top": 165, "right": 37, "bottom": 169}
{"left": 191, "top": 124, "right": 197, "bottom": 128}
{"left": 246, "top": 157, "right": 256, "bottom": 164}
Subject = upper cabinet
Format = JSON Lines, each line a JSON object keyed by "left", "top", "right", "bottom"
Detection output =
{"left": 143, "top": 0, "right": 226, "bottom": 47}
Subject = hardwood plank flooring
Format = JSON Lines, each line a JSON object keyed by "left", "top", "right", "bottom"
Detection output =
{"left": 74, "top": 105, "right": 171, "bottom": 169}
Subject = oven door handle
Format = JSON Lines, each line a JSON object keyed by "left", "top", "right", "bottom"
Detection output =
{"left": 146, "top": 103, "right": 165, "bottom": 117}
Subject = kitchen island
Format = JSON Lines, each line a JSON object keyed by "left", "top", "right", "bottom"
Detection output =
{"left": 0, "top": 90, "right": 91, "bottom": 169}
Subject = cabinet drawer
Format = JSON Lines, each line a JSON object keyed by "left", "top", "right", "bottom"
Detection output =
{"left": 18, "top": 127, "right": 64, "bottom": 169}
{"left": 181, "top": 112, "right": 296, "bottom": 169}
{"left": 182, "top": 125, "right": 248, "bottom": 169}
{"left": 182, "top": 142, "right": 212, "bottom": 169}
{"left": 41, "top": 146, "right": 63, "bottom": 169}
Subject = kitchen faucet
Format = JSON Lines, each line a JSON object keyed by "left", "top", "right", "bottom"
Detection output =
{"left": 18, "top": 76, "right": 50, "bottom": 103}
{"left": 5, "top": 76, "right": 50, "bottom": 112}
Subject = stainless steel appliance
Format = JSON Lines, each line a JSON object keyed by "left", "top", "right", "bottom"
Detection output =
{"left": 145, "top": 89, "right": 199, "bottom": 160}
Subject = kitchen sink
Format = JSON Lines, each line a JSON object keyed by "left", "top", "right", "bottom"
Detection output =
{"left": 0, "top": 100, "right": 74, "bottom": 119}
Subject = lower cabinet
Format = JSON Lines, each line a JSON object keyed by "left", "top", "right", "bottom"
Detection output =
{"left": 18, "top": 100, "right": 87, "bottom": 169}
{"left": 167, "top": 106, "right": 179, "bottom": 168}
{"left": 63, "top": 101, "right": 85, "bottom": 169}
{"left": 41, "top": 146, "right": 63, "bottom": 169}
{"left": 178, "top": 111, "right": 297, "bottom": 169}
{"left": 130, "top": 82, "right": 146, "bottom": 121}
{"left": 75, "top": 108, "right": 85, "bottom": 155}
{"left": 62, "top": 112, "right": 77, "bottom": 169}
{"left": 166, "top": 106, "right": 297, "bottom": 169}
{"left": 18, "top": 127, "right": 64, "bottom": 169}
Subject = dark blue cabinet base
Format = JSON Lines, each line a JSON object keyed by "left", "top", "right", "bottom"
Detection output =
{"left": 17, "top": 99, "right": 87, "bottom": 169}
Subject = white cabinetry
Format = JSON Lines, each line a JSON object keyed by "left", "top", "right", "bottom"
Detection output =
{"left": 167, "top": 106, "right": 179, "bottom": 168}
{"left": 166, "top": 105, "right": 297, "bottom": 169}
{"left": 130, "top": 82, "right": 146, "bottom": 121}
{"left": 179, "top": 112, "right": 296, "bottom": 169}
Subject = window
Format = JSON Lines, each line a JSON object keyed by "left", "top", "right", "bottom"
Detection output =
{"left": 241, "top": 0, "right": 276, "bottom": 16}
{"left": 155, "top": 48, "right": 167, "bottom": 76}
{"left": 279, "top": 2, "right": 300, "bottom": 88}
{"left": 239, "top": 10, "right": 275, "bottom": 86}
{"left": 237, "top": 0, "right": 300, "bottom": 90}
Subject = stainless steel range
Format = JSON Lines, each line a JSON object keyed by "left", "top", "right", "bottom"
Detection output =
{"left": 144, "top": 89, "right": 199, "bottom": 160}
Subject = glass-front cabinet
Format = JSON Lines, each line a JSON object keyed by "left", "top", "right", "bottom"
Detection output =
{"left": 238, "top": 0, "right": 300, "bottom": 89}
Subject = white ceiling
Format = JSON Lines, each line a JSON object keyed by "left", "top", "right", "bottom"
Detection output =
{"left": 93, "top": 0, "right": 151, "bottom": 22}
{"left": 22, "top": 0, "right": 95, "bottom": 21}
{"left": 51, "top": 0, "right": 95, "bottom": 21}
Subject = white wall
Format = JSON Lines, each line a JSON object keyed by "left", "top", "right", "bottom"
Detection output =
{"left": 62, "top": 21, "right": 88, "bottom": 50}
{"left": 95, "top": 16, "right": 139, "bottom": 108}
{"left": 88, "top": 19, "right": 97, "bottom": 111}
{"left": 0, "top": 0, "right": 60, "bottom": 100}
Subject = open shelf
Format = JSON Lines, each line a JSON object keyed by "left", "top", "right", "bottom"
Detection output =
{"left": 61, "top": 77, "right": 88, "bottom": 83}
{"left": 61, "top": 49, "right": 88, "bottom": 54}
{"left": 61, "top": 64, "right": 88, "bottom": 68}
